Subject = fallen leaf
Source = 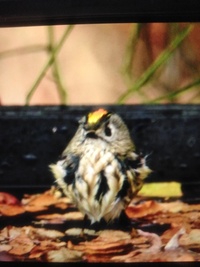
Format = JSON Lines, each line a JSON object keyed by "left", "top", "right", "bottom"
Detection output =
{"left": 160, "top": 201, "right": 188, "bottom": 213}
{"left": 0, "top": 244, "right": 12, "bottom": 252}
{"left": 54, "top": 202, "right": 69, "bottom": 210}
{"left": 164, "top": 227, "right": 185, "bottom": 250}
{"left": 161, "top": 227, "right": 183, "bottom": 245}
{"left": 112, "top": 248, "right": 196, "bottom": 262}
{"left": 179, "top": 229, "right": 200, "bottom": 249}
{"left": 137, "top": 229, "right": 162, "bottom": 253}
{"left": 24, "top": 205, "right": 48, "bottom": 213}
{"left": 23, "top": 189, "right": 70, "bottom": 213}
{"left": 97, "top": 230, "right": 131, "bottom": 242}
{"left": 65, "top": 228, "right": 97, "bottom": 237}
{"left": 0, "top": 204, "right": 25, "bottom": 216}
{"left": 36, "top": 211, "right": 83, "bottom": 221}
{"left": 33, "top": 228, "right": 64, "bottom": 240}
{"left": 23, "top": 192, "right": 57, "bottom": 207}
{"left": 69, "top": 230, "right": 133, "bottom": 256}
{"left": 0, "top": 226, "right": 22, "bottom": 241}
{"left": 29, "top": 240, "right": 66, "bottom": 259}
{"left": 126, "top": 200, "right": 162, "bottom": 218}
{"left": 139, "top": 182, "right": 182, "bottom": 197}
{"left": 34, "top": 218, "right": 66, "bottom": 225}
{"left": 0, "top": 192, "right": 20, "bottom": 205}
{"left": 9, "top": 234, "right": 35, "bottom": 255}
{"left": 46, "top": 247, "right": 83, "bottom": 262}
{"left": 0, "top": 188, "right": 200, "bottom": 263}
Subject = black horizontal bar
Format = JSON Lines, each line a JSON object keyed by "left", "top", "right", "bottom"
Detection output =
{"left": 0, "top": 0, "right": 200, "bottom": 27}
{"left": 0, "top": 104, "right": 200, "bottom": 195}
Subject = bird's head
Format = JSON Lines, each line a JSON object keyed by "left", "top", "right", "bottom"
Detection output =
{"left": 79, "top": 108, "right": 135, "bottom": 154}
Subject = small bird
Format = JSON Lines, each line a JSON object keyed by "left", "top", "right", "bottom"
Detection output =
{"left": 50, "top": 109, "right": 151, "bottom": 224}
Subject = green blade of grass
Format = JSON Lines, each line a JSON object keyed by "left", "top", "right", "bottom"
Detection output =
{"left": 147, "top": 77, "right": 200, "bottom": 103}
{"left": 25, "top": 25, "right": 74, "bottom": 105}
{"left": 121, "top": 23, "right": 142, "bottom": 86}
{"left": 117, "top": 25, "right": 193, "bottom": 104}
{"left": 0, "top": 45, "right": 47, "bottom": 59}
{"left": 48, "top": 26, "right": 67, "bottom": 104}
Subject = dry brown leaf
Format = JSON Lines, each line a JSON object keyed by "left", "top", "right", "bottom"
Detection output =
{"left": 24, "top": 205, "right": 48, "bottom": 213}
{"left": 161, "top": 226, "right": 183, "bottom": 245}
{"left": 126, "top": 200, "right": 162, "bottom": 218}
{"left": 0, "top": 204, "right": 25, "bottom": 216}
{"left": 112, "top": 248, "right": 196, "bottom": 262}
{"left": 23, "top": 191, "right": 57, "bottom": 207}
{"left": 0, "top": 226, "right": 66, "bottom": 260}
{"left": 179, "top": 229, "right": 200, "bottom": 249}
{"left": 23, "top": 189, "right": 70, "bottom": 213}
{"left": 111, "top": 249, "right": 141, "bottom": 262}
{"left": 29, "top": 240, "right": 66, "bottom": 259}
{"left": 36, "top": 211, "right": 83, "bottom": 221}
{"left": 130, "top": 235, "right": 149, "bottom": 246}
{"left": 126, "top": 200, "right": 195, "bottom": 220}
{"left": 85, "top": 254, "right": 111, "bottom": 263}
{"left": 29, "top": 246, "right": 49, "bottom": 259}
{"left": 149, "top": 211, "right": 197, "bottom": 230}
{"left": 164, "top": 227, "right": 185, "bottom": 250}
{"left": 65, "top": 228, "right": 97, "bottom": 237}
{"left": 68, "top": 230, "right": 133, "bottom": 256}
{"left": 97, "top": 230, "right": 131, "bottom": 241}
{"left": 0, "top": 244, "right": 12, "bottom": 252}
{"left": 0, "top": 189, "right": 200, "bottom": 263}
{"left": 137, "top": 230, "right": 162, "bottom": 253}
{"left": 54, "top": 202, "right": 69, "bottom": 210}
{"left": 32, "top": 227, "right": 64, "bottom": 240}
{"left": 9, "top": 234, "right": 35, "bottom": 255}
{"left": 46, "top": 247, "right": 83, "bottom": 262}
{"left": 83, "top": 230, "right": 160, "bottom": 262}
{"left": 0, "top": 226, "right": 23, "bottom": 241}
{"left": 69, "top": 240, "right": 132, "bottom": 255}
{"left": 182, "top": 204, "right": 200, "bottom": 212}
{"left": 159, "top": 201, "right": 188, "bottom": 213}
{"left": 34, "top": 218, "right": 66, "bottom": 225}
{"left": 0, "top": 226, "right": 64, "bottom": 243}
{"left": 0, "top": 192, "right": 20, "bottom": 205}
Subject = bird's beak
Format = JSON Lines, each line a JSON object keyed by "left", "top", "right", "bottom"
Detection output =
{"left": 85, "top": 129, "right": 97, "bottom": 139}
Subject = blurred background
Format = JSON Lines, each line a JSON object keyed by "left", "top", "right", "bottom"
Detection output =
{"left": 0, "top": 22, "right": 200, "bottom": 105}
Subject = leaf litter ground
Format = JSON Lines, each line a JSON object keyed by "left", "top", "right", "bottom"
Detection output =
{"left": 0, "top": 187, "right": 200, "bottom": 262}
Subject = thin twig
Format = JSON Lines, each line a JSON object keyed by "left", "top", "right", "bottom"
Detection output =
{"left": 146, "top": 77, "right": 200, "bottom": 104}
{"left": 121, "top": 23, "right": 142, "bottom": 86}
{"left": 117, "top": 25, "right": 193, "bottom": 104}
{"left": 25, "top": 25, "right": 74, "bottom": 105}
{"left": 48, "top": 26, "right": 67, "bottom": 104}
{"left": 0, "top": 45, "right": 47, "bottom": 60}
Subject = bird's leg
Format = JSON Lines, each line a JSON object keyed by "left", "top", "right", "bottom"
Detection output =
{"left": 106, "top": 210, "right": 134, "bottom": 232}
{"left": 80, "top": 214, "right": 87, "bottom": 238}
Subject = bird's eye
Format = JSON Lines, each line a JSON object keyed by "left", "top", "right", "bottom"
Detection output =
{"left": 104, "top": 123, "right": 112, "bottom": 137}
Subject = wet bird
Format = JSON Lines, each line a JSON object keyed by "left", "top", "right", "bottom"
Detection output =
{"left": 50, "top": 108, "right": 151, "bottom": 224}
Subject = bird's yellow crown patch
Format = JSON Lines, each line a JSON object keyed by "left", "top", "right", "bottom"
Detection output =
{"left": 88, "top": 108, "right": 108, "bottom": 124}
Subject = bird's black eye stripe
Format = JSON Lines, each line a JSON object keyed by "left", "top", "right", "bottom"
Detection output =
{"left": 104, "top": 123, "right": 112, "bottom": 137}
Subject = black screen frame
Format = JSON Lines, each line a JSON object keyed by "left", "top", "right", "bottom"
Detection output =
{"left": 0, "top": 0, "right": 200, "bottom": 27}
{"left": 0, "top": 1, "right": 200, "bottom": 266}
